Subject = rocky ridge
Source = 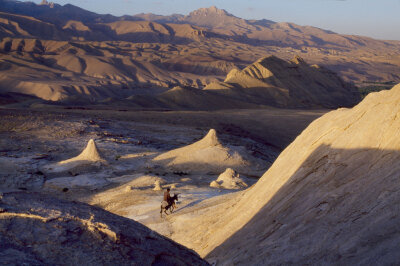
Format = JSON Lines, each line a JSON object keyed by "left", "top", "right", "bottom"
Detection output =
{"left": 205, "top": 55, "right": 361, "bottom": 108}
{"left": 0, "top": 191, "right": 208, "bottom": 265}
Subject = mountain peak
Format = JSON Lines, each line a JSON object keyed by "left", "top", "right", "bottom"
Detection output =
{"left": 188, "top": 6, "right": 232, "bottom": 17}
{"left": 184, "top": 6, "right": 242, "bottom": 29}
{"left": 40, "top": 0, "right": 55, "bottom": 8}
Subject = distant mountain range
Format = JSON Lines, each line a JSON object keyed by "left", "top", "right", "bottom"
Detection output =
{"left": 1, "top": 1, "right": 399, "bottom": 50}
{"left": 0, "top": 0, "right": 399, "bottom": 109}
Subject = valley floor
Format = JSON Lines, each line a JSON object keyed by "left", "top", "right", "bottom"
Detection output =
{"left": 0, "top": 106, "right": 326, "bottom": 261}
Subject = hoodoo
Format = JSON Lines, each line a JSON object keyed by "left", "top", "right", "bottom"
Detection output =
{"left": 153, "top": 129, "right": 263, "bottom": 174}
{"left": 210, "top": 168, "right": 248, "bottom": 189}
{"left": 44, "top": 139, "right": 106, "bottom": 173}
{"left": 59, "top": 139, "right": 104, "bottom": 164}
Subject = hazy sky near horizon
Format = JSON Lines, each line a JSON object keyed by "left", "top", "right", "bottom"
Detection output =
{"left": 28, "top": 0, "right": 400, "bottom": 40}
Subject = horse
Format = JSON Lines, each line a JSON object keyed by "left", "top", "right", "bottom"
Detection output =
{"left": 160, "top": 194, "right": 179, "bottom": 217}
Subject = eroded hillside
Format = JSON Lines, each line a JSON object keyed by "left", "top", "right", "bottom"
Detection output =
{"left": 0, "top": 3, "right": 399, "bottom": 106}
{"left": 0, "top": 191, "right": 208, "bottom": 265}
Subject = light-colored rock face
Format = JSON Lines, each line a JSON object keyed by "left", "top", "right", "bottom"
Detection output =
{"left": 153, "top": 129, "right": 263, "bottom": 175}
{"left": 196, "top": 129, "right": 220, "bottom": 147}
{"left": 184, "top": 6, "right": 246, "bottom": 30}
{"left": 173, "top": 84, "right": 400, "bottom": 265}
{"left": 0, "top": 192, "right": 208, "bottom": 265}
{"left": 60, "top": 139, "right": 103, "bottom": 164}
{"left": 209, "top": 180, "right": 220, "bottom": 188}
{"left": 210, "top": 168, "right": 248, "bottom": 189}
{"left": 153, "top": 180, "right": 163, "bottom": 191}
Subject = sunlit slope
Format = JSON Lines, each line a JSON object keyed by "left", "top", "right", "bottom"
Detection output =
{"left": 171, "top": 84, "right": 400, "bottom": 265}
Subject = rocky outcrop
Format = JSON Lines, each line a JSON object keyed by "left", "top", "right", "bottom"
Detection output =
{"left": 59, "top": 139, "right": 104, "bottom": 164}
{"left": 153, "top": 180, "right": 163, "bottom": 191}
{"left": 153, "top": 129, "right": 264, "bottom": 175}
{"left": 40, "top": 0, "right": 54, "bottom": 8}
{"left": 205, "top": 55, "right": 361, "bottom": 108}
{"left": 210, "top": 168, "right": 248, "bottom": 189}
{"left": 43, "top": 139, "right": 106, "bottom": 174}
{"left": 183, "top": 6, "right": 248, "bottom": 31}
{"left": 0, "top": 191, "right": 208, "bottom": 265}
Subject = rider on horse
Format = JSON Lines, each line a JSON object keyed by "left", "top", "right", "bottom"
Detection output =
{"left": 164, "top": 188, "right": 171, "bottom": 203}
{"left": 160, "top": 188, "right": 179, "bottom": 217}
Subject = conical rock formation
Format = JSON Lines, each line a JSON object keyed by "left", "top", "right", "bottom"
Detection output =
{"left": 44, "top": 139, "right": 106, "bottom": 173}
{"left": 153, "top": 129, "right": 260, "bottom": 174}
{"left": 210, "top": 168, "right": 248, "bottom": 189}
{"left": 59, "top": 139, "right": 104, "bottom": 164}
{"left": 171, "top": 84, "right": 400, "bottom": 265}
{"left": 153, "top": 180, "right": 163, "bottom": 191}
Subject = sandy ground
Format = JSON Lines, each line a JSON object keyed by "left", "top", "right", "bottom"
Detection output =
{"left": 0, "top": 106, "right": 326, "bottom": 258}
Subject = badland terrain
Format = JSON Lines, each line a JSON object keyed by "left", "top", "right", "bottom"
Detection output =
{"left": 1, "top": 0, "right": 400, "bottom": 265}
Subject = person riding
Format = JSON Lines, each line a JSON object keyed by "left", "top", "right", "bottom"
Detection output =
{"left": 164, "top": 188, "right": 171, "bottom": 204}
{"left": 160, "top": 188, "right": 179, "bottom": 217}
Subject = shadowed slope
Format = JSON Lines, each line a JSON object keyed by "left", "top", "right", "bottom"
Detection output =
{"left": 0, "top": 191, "right": 208, "bottom": 265}
{"left": 153, "top": 86, "right": 259, "bottom": 110}
{"left": 208, "top": 145, "right": 400, "bottom": 265}
{"left": 205, "top": 83, "right": 400, "bottom": 264}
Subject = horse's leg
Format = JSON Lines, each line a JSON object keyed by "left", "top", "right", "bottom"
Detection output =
{"left": 160, "top": 206, "right": 163, "bottom": 218}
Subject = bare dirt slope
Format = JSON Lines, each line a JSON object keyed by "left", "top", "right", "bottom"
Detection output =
{"left": 205, "top": 55, "right": 360, "bottom": 108}
{"left": 0, "top": 38, "right": 362, "bottom": 110}
{"left": 165, "top": 83, "right": 400, "bottom": 265}
{"left": 0, "top": 4, "right": 399, "bottom": 105}
{"left": 0, "top": 191, "right": 208, "bottom": 265}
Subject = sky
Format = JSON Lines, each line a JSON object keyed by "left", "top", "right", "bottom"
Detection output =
{"left": 28, "top": 0, "right": 400, "bottom": 40}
